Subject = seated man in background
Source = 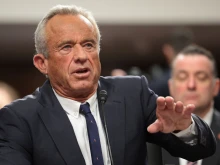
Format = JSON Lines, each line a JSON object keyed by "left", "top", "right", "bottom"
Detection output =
{"left": 0, "top": 81, "right": 19, "bottom": 109}
{"left": 163, "top": 44, "right": 220, "bottom": 165}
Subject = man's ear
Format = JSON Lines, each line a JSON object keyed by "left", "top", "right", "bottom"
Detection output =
{"left": 213, "top": 78, "right": 220, "bottom": 97}
{"left": 33, "top": 54, "right": 48, "bottom": 75}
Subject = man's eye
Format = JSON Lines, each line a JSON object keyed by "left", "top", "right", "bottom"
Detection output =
{"left": 176, "top": 73, "right": 187, "bottom": 80}
{"left": 62, "top": 45, "right": 72, "bottom": 50}
{"left": 84, "top": 43, "right": 93, "bottom": 48}
{"left": 197, "top": 73, "right": 208, "bottom": 81}
{"left": 59, "top": 45, "right": 72, "bottom": 54}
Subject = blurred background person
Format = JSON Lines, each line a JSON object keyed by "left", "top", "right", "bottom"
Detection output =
{"left": 149, "top": 27, "right": 195, "bottom": 97}
{"left": 128, "top": 66, "right": 142, "bottom": 76}
{"left": 110, "top": 68, "right": 127, "bottom": 76}
{"left": 0, "top": 81, "right": 19, "bottom": 108}
{"left": 163, "top": 45, "right": 220, "bottom": 165}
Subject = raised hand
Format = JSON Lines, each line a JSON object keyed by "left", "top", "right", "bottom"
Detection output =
{"left": 147, "top": 96, "right": 195, "bottom": 133}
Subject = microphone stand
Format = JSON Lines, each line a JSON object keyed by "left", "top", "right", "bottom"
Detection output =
{"left": 100, "top": 93, "right": 114, "bottom": 165}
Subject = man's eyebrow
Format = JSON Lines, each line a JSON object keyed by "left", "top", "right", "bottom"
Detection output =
{"left": 195, "top": 71, "right": 209, "bottom": 76}
{"left": 80, "top": 39, "right": 96, "bottom": 44}
{"left": 57, "top": 38, "right": 97, "bottom": 47}
{"left": 176, "top": 70, "right": 187, "bottom": 74}
{"left": 57, "top": 40, "right": 75, "bottom": 47}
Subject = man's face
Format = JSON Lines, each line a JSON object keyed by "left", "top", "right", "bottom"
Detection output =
{"left": 41, "top": 14, "right": 101, "bottom": 100}
{"left": 169, "top": 54, "right": 219, "bottom": 113}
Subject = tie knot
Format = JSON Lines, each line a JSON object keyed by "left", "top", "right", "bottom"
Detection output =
{"left": 80, "top": 103, "right": 91, "bottom": 115}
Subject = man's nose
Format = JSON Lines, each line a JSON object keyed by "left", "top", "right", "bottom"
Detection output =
{"left": 187, "top": 77, "right": 196, "bottom": 90}
{"left": 73, "top": 45, "right": 88, "bottom": 62}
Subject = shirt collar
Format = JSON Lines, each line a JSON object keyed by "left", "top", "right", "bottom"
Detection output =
{"left": 52, "top": 89, "right": 97, "bottom": 118}
{"left": 202, "top": 107, "right": 214, "bottom": 126}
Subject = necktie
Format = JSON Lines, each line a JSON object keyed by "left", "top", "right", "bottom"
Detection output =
{"left": 80, "top": 103, "right": 104, "bottom": 165}
{"left": 187, "top": 161, "right": 198, "bottom": 165}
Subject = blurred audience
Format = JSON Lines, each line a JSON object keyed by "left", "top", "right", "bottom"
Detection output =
{"left": 111, "top": 68, "right": 127, "bottom": 76}
{"left": 149, "top": 27, "right": 195, "bottom": 96}
{"left": 128, "top": 66, "right": 143, "bottom": 76}
{"left": 0, "top": 81, "right": 19, "bottom": 108}
{"left": 163, "top": 45, "right": 220, "bottom": 165}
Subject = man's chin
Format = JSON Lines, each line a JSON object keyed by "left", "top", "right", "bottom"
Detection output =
{"left": 75, "top": 82, "right": 96, "bottom": 92}
{"left": 183, "top": 99, "right": 198, "bottom": 106}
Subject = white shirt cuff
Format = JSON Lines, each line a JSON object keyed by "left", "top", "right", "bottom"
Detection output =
{"left": 172, "top": 117, "right": 198, "bottom": 138}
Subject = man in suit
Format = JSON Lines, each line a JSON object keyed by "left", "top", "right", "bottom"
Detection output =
{"left": 0, "top": 5, "right": 216, "bottom": 165}
{"left": 163, "top": 45, "right": 220, "bottom": 165}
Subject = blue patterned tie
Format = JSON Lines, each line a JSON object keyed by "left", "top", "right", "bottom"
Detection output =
{"left": 80, "top": 103, "right": 104, "bottom": 165}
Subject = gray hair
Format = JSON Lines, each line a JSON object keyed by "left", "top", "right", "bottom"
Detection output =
{"left": 34, "top": 5, "right": 101, "bottom": 57}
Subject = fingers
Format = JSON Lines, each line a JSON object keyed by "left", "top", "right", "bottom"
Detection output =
{"left": 154, "top": 96, "right": 195, "bottom": 134}
{"left": 175, "top": 101, "right": 184, "bottom": 113}
{"left": 147, "top": 119, "right": 162, "bottom": 133}
{"left": 184, "top": 104, "right": 195, "bottom": 117}
{"left": 156, "top": 97, "right": 166, "bottom": 110}
{"left": 175, "top": 101, "right": 195, "bottom": 115}
{"left": 157, "top": 96, "right": 195, "bottom": 115}
{"left": 156, "top": 96, "right": 174, "bottom": 111}
{"left": 165, "top": 96, "right": 174, "bottom": 110}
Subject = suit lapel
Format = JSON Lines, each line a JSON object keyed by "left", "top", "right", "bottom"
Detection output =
{"left": 203, "top": 110, "right": 220, "bottom": 165}
{"left": 37, "top": 80, "right": 85, "bottom": 165}
{"left": 98, "top": 79, "right": 125, "bottom": 165}
{"left": 104, "top": 96, "right": 125, "bottom": 165}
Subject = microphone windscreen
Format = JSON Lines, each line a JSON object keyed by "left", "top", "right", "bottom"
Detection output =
{"left": 100, "top": 90, "right": 107, "bottom": 103}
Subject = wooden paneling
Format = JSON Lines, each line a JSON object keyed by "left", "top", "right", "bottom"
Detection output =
{"left": 1, "top": 24, "right": 220, "bottom": 97}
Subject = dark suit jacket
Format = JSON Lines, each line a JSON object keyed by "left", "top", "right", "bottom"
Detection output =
{"left": 0, "top": 76, "right": 216, "bottom": 165}
{"left": 149, "top": 68, "right": 171, "bottom": 97}
{"left": 162, "top": 110, "right": 220, "bottom": 165}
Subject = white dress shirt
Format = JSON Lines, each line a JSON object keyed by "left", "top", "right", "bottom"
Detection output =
{"left": 179, "top": 108, "right": 214, "bottom": 165}
{"left": 53, "top": 89, "right": 199, "bottom": 165}
{"left": 54, "top": 91, "right": 111, "bottom": 165}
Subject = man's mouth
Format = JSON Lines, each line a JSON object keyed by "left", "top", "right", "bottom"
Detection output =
{"left": 73, "top": 68, "right": 90, "bottom": 78}
{"left": 75, "top": 68, "right": 89, "bottom": 74}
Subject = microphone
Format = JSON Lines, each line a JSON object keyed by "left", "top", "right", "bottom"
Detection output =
{"left": 100, "top": 90, "right": 107, "bottom": 104}
{"left": 99, "top": 90, "right": 114, "bottom": 165}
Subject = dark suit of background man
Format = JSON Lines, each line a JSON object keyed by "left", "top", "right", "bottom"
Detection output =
{"left": 0, "top": 5, "right": 216, "bottom": 165}
{"left": 163, "top": 45, "right": 220, "bottom": 165}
